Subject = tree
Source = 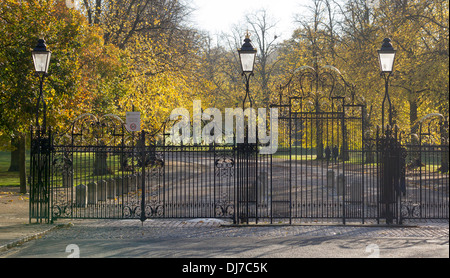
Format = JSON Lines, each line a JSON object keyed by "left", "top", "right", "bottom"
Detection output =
{"left": 245, "top": 9, "right": 281, "bottom": 107}
{"left": 283, "top": 0, "right": 346, "bottom": 159}
{"left": 0, "top": 0, "right": 130, "bottom": 189}
{"left": 0, "top": 0, "right": 82, "bottom": 191}
{"left": 79, "top": 0, "right": 210, "bottom": 136}
{"left": 374, "top": 0, "right": 449, "bottom": 132}
{"left": 198, "top": 9, "right": 282, "bottom": 111}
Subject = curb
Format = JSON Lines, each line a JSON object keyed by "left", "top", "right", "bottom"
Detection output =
{"left": 0, "top": 223, "right": 73, "bottom": 253}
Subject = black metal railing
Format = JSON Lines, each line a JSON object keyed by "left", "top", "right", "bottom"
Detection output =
{"left": 29, "top": 110, "right": 448, "bottom": 225}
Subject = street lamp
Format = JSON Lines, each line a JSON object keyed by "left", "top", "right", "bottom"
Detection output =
{"left": 236, "top": 32, "right": 257, "bottom": 224}
{"left": 378, "top": 38, "right": 396, "bottom": 131}
{"left": 30, "top": 38, "right": 52, "bottom": 224}
{"left": 32, "top": 38, "right": 51, "bottom": 130}
{"left": 238, "top": 32, "right": 257, "bottom": 109}
{"left": 378, "top": 38, "right": 399, "bottom": 225}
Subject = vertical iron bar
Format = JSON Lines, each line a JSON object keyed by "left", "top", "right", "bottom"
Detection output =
{"left": 376, "top": 127, "right": 380, "bottom": 224}
{"left": 342, "top": 104, "right": 346, "bottom": 225}
{"left": 270, "top": 142, "right": 273, "bottom": 224}
{"left": 419, "top": 125, "right": 423, "bottom": 219}
{"left": 256, "top": 141, "right": 259, "bottom": 224}
{"left": 140, "top": 131, "right": 146, "bottom": 224}
{"left": 214, "top": 144, "right": 217, "bottom": 218}
{"left": 234, "top": 144, "right": 237, "bottom": 224}
{"left": 289, "top": 98, "right": 292, "bottom": 224}
{"left": 361, "top": 106, "right": 366, "bottom": 224}
{"left": 29, "top": 127, "right": 33, "bottom": 224}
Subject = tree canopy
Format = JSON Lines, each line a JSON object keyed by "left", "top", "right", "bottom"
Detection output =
{"left": 0, "top": 0, "right": 448, "bottom": 146}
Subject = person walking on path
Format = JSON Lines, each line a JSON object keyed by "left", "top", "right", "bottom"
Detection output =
{"left": 332, "top": 145, "right": 339, "bottom": 164}
{"left": 325, "top": 146, "right": 331, "bottom": 163}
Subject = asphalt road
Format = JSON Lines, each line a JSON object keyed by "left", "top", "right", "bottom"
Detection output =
{"left": 3, "top": 235, "right": 448, "bottom": 259}
{"left": 1, "top": 219, "right": 448, "bottom": 259}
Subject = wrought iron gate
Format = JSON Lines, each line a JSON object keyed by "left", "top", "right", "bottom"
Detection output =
{"left": 29, "top": 114, "right": 239, "bottom": 223}
{"left": 269, "top": 96, "right": 368, "bottom": 224}
{"left": 29, "top": 110, "right": 448, "bottom": 224}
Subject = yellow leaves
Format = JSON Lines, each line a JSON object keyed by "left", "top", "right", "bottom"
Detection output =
{"left": 0, "top": 191, "right": 29, "bottom": 205}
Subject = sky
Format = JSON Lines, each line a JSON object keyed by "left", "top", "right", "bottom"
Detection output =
{"left": 190, "top": 0, "right": 310, "bottom": 40}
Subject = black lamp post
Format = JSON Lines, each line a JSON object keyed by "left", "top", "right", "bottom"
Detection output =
{"left": 30, "top": 38, "right": 52, "bottom": 224}
{"left": 32, "top": 38, "right": 51, "bottom": 131}
{"left": 378, "top": 38, "right": 396, "bottom": 132}
{"left": 238, "top": 32, "right": 257, "bottom": 109}
{"left": 236, "top": 32, "right": 258, "bottom": 224}
{"left": 378, "top": 38, "right": 400, "bottom": 224}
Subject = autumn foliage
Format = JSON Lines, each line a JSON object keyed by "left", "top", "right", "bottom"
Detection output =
{"left": 0, "top": 0, "right": 448, "bottom": 146}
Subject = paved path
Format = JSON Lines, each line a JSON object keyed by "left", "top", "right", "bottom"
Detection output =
{"left": 1, "top": 187, "right": 448, "bottom": 259}
{"left": 1, "top": 218, "right": 448, "bottom": 258}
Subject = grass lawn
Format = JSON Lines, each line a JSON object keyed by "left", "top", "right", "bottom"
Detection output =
{"left": 0, "top": 150, "right": 136, "bottom": 188}
{"left": 0, "top": 151, "right": 30, "bottom": 187}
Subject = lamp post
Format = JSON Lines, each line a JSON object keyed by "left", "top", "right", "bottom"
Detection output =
{"left": 236, "top": 32, "right": 257, "bottom": 224}
{"left": 32, "top": 38, "right": 51, "bottom": 131}
{"left": 238, "top": 32, "right": 257, "bottom": 109}
{"left": 30, "top": 38, "right": 52, "bottom": 224}
{"left": 378, "top": 38, "right": 399, "bottom": 224}
{"left": 378, "top": 38, "right": 396, "bottom": 132}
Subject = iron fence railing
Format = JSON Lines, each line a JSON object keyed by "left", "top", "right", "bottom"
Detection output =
{"left": 29, "top": 111, "right": 449, "bottom": 225}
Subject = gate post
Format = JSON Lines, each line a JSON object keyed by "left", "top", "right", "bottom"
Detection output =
{"left": 236, "top": 141, "right": 258, "bottom": 224}
{"left": 377, "top": 125, "right": 402, "bottom": 225}
{"left": 29, "top": 126, "right": 52, "bottom": 223}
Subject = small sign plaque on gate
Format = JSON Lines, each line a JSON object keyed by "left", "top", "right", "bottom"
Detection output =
{"left": 126, "top": 112, "right": 141, "bottom": 132}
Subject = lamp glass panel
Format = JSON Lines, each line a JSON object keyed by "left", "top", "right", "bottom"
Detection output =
{"left": 240, "top": 52, "right": 256, "bottom": 73}
{"left": 379, "top": 52, "right": 395, "bottom": 73}
{"left": 32, "top": 52, "right": 51, "bottom": 73}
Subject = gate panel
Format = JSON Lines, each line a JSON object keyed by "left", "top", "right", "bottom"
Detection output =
{"left": 400, "top": 145, "right": 449, "bottom": 220}
{"left": 399, "top": 116, "right": 449, "bottom": 222}
{"left": 30, "top": 127, "right": 52, "bottom": 223}
{"left": 50, "top": 114, "right": 143, "bottom": 220}
{"left": 289, "top": 97, "right": 347, "bottom": 221}
{"left": 268, "top": 96, "right": 366, "bottom": 224}
{"left": 49, "top": 123, "right": 237, "bottom": 220}
{"left": 342, "top": 104, "right": 366, "bottom": 222}
{"left": 161, "top": 144, "right": 234, "bottom": 219}
{"left": 269, "top": 103, "right": 293, "bottom": 222}
{"left": 214, "top": 146, "right": 236, "bottom": 219}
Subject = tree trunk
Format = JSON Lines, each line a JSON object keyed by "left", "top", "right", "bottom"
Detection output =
{"left": 8, "top": 137, "right": 20, "bottom": 172}
{"left": 363, "top": 105, "right": 375, "bottom": 164}
{"left": 409, "top": 98, "right": 418, "bottom": 134}
{"left": 315, "top": 101, "right": 324, "bottom": 159}
{"left": 409, "top": 97, "right": 421, "bottom": 167}
{"left": 341, "top": 124, "right": 350, "bottom": 161}
{"left": 365, "top": 143, "right": 375, "bottom": 164}
{"left": 18, "top": 134, "right": 27, "bottom": 194}
{"left": 93, "top": 141, "right": 111, "bottom": 175}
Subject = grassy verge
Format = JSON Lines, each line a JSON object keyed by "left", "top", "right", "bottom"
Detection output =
{"left": 0, "top": 151, "right": 30, "bottom": 187}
